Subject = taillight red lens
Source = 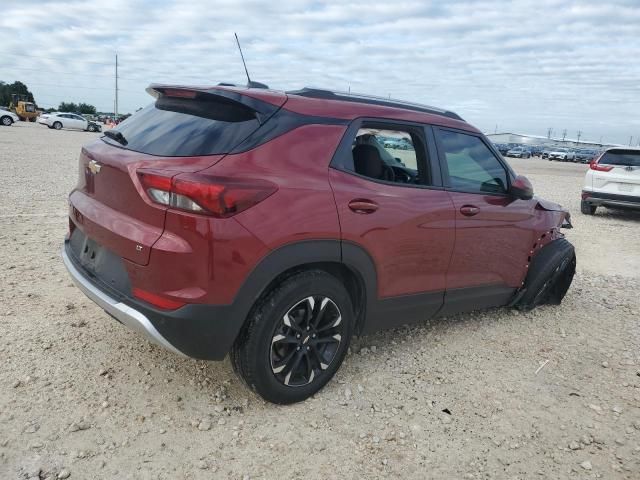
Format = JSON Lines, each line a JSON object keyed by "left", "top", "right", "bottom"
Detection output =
{"left": 137, "top": 169, "right": 277, "bottom": 218}
{"left": 132, "top": 287, "right": 186, "bottom": 310}
{"left": 589, "top": 161, "right": 613, "bottom": 172}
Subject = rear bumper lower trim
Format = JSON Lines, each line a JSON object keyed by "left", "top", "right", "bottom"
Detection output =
{"left": 582, "top": 190, "right": 640, "bottom": 209}
{"left": 61, "top": 246, "right": 186, "bottom": 357}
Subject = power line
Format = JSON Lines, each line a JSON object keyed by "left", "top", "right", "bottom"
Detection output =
{"left": 2, "top": 53, "right": 223, "bottom": 80}
{"left": 8, "top": 66, "right": 114, "bottom": 79}
{"left": 0, "top": 52, "right": 114, "bottom": 66}
{"left": 24, "top": 82, "right": 139, "bottom": 93}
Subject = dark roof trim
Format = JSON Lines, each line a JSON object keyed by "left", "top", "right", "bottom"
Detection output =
{"left": 286, "top": 87, "right": 464, "bottom": 121}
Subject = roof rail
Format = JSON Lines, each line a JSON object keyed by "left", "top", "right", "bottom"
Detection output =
{"left": 286, "top": 87, "right": 463, "bottom": 121}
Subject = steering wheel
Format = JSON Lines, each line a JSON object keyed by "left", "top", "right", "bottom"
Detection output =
{"left": 382, "top": 165, "right": 396, "bottom": 182}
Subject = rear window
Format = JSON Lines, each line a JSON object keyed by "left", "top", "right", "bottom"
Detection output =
{"left": 104, "top": 94, "right": 261, "bottom": 157}
{"left": 599, "top": 150, "right": 640, "bottom": 167}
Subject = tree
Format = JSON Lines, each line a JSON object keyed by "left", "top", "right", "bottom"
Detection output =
{"left": 77, "top": 103, "right": 96, "bottom": 115}
{"left": 58, "top": 101, "right": 96, "bottom": 114}
{"left": 58, "top": 102, "right": 78, "bottom": 112}
{"left": 0, "top": 81, "right": 36, "bottom": 107}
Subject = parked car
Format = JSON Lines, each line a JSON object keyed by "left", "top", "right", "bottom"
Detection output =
{"left": 548, "top": 148, "right": 576, "bottom": 161}
{"left": 383, "top": 138, "right": 412, "bottom": 150}
{"left": 492, "top": 143, "right": 510, "bottom": 155}
{"left": 575, "top": 149, "right": 599, "bottom": 164}
{"left": 43, "top": 112, "right": 102, "bottom": 132}
{"left": 529, "top": 146, "right": 544, "bottom": 157}
{"left": 506, "top": 147, "right": 532, "bottom": 158}
{"left": 62, "top": 85, "right": 575, "bottom": 403}
{"left": 581, "top": 148, "right": 640, "bottom": 214}
{"left": 37, "top": 112, "right": 59, "bottom": 125}
{"left": 0, "top": 106, "right": 20, "bottom": 126}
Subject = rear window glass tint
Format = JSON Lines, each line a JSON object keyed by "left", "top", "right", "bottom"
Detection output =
{"left": 104, "top": 95, "right": 261, "bottom": 156}
{"left": 599, "top": 150, "right": 640, "bottom": 167}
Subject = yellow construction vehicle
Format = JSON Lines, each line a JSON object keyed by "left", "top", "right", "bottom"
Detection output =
{"left": 10, "top": 94, "right": 38, "bottom": 122}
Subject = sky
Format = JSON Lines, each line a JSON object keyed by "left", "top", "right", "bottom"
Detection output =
{"left": 1, "top": 0, "right": 639, "bottom": 145}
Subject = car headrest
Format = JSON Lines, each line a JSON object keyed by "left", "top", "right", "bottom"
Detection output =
{"left": 353, "top": 144, "right": 384, "bottom": 179}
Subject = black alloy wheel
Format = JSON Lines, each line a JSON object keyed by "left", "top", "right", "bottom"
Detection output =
{"left": 270, "top": 295, "right": 344, "bottom": 387}
{"left": 230, "top": 270, "right": 353, "bottom": 404}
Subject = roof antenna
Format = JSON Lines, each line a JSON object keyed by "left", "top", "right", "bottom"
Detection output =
{"left": 234, "top": 33, "right": 268, "bottom": 89}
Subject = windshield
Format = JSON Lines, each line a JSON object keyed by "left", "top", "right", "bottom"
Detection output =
{"left": 599, "top": 150, "right": 640, "bottom": 167}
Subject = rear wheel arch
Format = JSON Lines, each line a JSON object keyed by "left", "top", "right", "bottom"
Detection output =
{"left": 232, "top": 240, "right": 377, "bottom": 343}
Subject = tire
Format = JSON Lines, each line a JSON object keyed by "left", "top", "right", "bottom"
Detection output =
{"left": 230, "top": 270, "right": 354, "bottom": 404}
{"left": 53, "top": 121, "right": 62, "bottom": 130}
{"left": 516, "top": 238, "right": 576, "bottom": 311}
{"left": 580, "top": 200, "right": 596, "bottom": 215}
{"left": 28, "top": 117, "right": 36, "bottom": 122}
{"left": 87, "top": 124, "right": 96, "bottom": 132}
{"left": 0, "top": 116, "right": 12, "bottom": 126}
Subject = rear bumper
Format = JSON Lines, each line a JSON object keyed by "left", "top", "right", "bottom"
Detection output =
{"left": 62, "top": 245, "right": 186, "bottom": 356}
{"left": 582, "top": 190, "right": 640, "bottom": 210}
{"left": 62, "top": 240, "right": 244, "bottom": 360}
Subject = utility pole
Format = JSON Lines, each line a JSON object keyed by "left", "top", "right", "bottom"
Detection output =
{"left": 562, "top": 129, "right": 567, "bottom": 142}
{"left": 576, "top": 130, "right": 582, "bottom": 145}
{"left": 547, "top": 127, "right": 553, "bottom": 139}
{"left": 115, "top": 54, "right": 119, "bottom": 119}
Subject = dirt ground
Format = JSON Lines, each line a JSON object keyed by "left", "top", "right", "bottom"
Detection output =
{"left": 1, "top": 122, "right": 639, "bottom": 479}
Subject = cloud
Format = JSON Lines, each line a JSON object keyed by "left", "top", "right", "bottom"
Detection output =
{"left": 1, "top": 0, "right": 639, "bottom": 144}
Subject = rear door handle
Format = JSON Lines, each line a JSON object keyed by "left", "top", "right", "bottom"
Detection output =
{"left": 348, "top": 199, "right": 379, "bottom": 214}
{"left": 460, "top": 205, "right": 480, "bottom": 216}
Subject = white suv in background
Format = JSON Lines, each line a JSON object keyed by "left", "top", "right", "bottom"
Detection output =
{"left": 581, "top": 148, "right": 640, "bottom": 214}
{"left": 548, "top": 148, "right": 576, "bottom": 161}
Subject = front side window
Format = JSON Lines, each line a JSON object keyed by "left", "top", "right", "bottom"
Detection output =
{"left": 438, "top": 130, "right": 508, "bottom": 194}
{"left": 347, "top": 126, "right": 426, "bottom": 186}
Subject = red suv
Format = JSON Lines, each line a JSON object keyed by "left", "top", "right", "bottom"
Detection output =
{"left": 63, "top": 85, "right": 576, "bottom": 403}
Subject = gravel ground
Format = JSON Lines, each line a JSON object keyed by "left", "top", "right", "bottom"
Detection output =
{"left": 1, "top": 122, "right": 639, "bottom": 479}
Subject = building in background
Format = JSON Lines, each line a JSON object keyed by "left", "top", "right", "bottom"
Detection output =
{"left": 486, "top": 132, "right": 615, "bottom": 149}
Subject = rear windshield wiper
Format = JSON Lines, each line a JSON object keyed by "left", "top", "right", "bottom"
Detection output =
{"left": 103, "top": 130, "right": 128, "bottom": 146}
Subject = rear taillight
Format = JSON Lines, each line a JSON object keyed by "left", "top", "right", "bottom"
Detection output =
{"left": 589, "top": 160, "right": 613, "bottom": 172}
{"left": 137, "top": 170, "right": 277, "bottom": 218}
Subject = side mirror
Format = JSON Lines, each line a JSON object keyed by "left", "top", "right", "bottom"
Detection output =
{"left": 510, "top": 175, "right": 534, "bottom": 200}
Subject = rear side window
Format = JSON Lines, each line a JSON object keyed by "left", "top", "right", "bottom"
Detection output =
{"left": 599, "top": 150, "right": 640, "bottom": 167}
{"left": 105, "top": 95, "right": 261, "bottom": 157}
{"left": 438, "top": 130, "right": 508, "bottom": 194}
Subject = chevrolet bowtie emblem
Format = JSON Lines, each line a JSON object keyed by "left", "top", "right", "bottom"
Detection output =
{"left": 88, "top": 160, "right": 102, "bottom": 174}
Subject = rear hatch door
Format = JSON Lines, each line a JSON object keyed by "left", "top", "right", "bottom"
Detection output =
{"left": 593, "top": 149, "right": 640, "bottom": 196}
{"left": 70, "top": 86, "right": 286, "bottom": 265}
